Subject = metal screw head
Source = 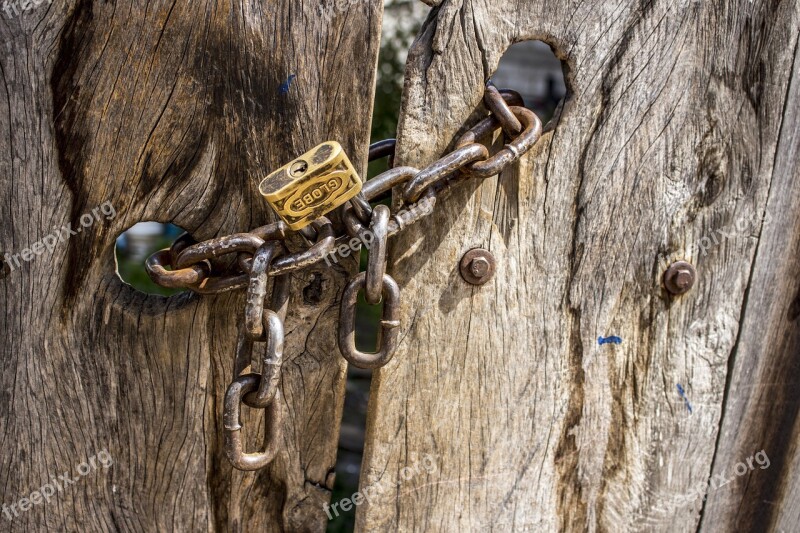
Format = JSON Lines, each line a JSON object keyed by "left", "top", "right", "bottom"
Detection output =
{"left": 460, "top": 248, "right": 496, "bottom": 286}
{"left": 470, "top": 257, "right": 490, "bottom": 278}
{"left": 664, "top": 261, "right": 696, "bottom": 295}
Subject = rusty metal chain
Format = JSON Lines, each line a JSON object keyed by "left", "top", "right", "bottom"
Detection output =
{"left": 144, "top": 84, "right": 543, "bottom": 470}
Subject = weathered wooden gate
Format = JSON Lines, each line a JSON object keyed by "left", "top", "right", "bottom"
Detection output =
{"left": 2, "top": 0, "right": 799, "bottom": 531}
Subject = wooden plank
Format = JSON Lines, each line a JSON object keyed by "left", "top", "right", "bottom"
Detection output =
{"left": 699, "top": 37, "right": 800, "bottom": 532}
{"left": 0, "top": 0, "right": 381, "bottom": 530}
{"left": 357, "top": 0, "right": 800, "bottom": 530}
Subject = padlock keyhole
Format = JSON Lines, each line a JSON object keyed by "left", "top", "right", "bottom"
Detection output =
{"left": 290, "top": 160, "right": 308, "bottom": 177}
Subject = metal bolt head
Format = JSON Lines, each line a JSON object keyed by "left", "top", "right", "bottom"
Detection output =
{"left": 664, "top": 261, "right": 696, "bottom": 295}
{"left": 470, "top": 257, "right": 490, "bottom": 278}
{"left": 460, "top": 248, "right": 496, "bottom": 286}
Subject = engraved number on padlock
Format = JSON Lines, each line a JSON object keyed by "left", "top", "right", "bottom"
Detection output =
{"left": 259, "top": 142, "right": 362, "bottom": 230}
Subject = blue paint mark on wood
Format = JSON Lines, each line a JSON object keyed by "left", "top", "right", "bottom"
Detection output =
{"left": 677, "top": 383, "right": 693, "bottom": 414}
{"left": 598, "top": 335, "right": 623, "bottom": 345}
{"left": 279, "top": 74, "right": 296, "bottom": 95}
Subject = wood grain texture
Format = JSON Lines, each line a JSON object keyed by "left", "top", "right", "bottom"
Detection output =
{"left": 699, "top": 37, "right": 800, "bottom": 533}
{"left": 0, "top": 0, "right": 381, "bottom": 530}
{"left": 357, "top": 1, "right": 800, "bottom": 531}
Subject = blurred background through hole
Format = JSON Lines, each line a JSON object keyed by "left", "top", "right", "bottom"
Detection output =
{"left": 115, "top": 222, "right": 187, "bottom": 296}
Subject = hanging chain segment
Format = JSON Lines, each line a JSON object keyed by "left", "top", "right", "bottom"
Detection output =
{"left": 144, "top": 85, "right": 543, "bottom": 471}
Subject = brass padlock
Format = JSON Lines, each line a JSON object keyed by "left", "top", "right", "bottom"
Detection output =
{"left": 259, "top": 141, "right": 362, "bottom": 230}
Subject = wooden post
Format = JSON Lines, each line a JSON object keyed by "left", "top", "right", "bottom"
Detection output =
{"left": 0, "top": 1, "right": 381, "bottom": 530}
{"left": 358, "top": 1, "right": 800, "bottom": 530}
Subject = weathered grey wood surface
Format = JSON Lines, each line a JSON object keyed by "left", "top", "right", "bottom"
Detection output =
{"left": 700, "top": 38, "right": 800, "bottom": 532}
{"left": 0, "top": 1, "right": 381, "bottom": 530}
{"left": 358, "top": 1, "right": 800, "bottom": 531}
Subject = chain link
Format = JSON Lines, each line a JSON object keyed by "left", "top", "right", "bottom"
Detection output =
{"left": 364, "top": 205, "right": 390, "bottom": 305}
{"left": 223, "top": 373, "right": 283, "bottom": 471}
{"left": 144, "top": 84, "right": 544, "bottom": 470}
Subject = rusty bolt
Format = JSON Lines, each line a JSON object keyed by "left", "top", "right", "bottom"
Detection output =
{"left": 470, "top": 257, "right": 490, "bottom": 278}
{"left": 664, "top": 261, "right": 696, "bottom": 295}
{"left": 460, "top": 248, "right": 496, "bottom": 286}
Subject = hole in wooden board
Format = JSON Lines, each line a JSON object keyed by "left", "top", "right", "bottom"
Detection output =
{"left": 491, "top": 40, "right": 568, "bottom": 126}
{"left": 115, "top": 222, "right": 190, "bottom": 296}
